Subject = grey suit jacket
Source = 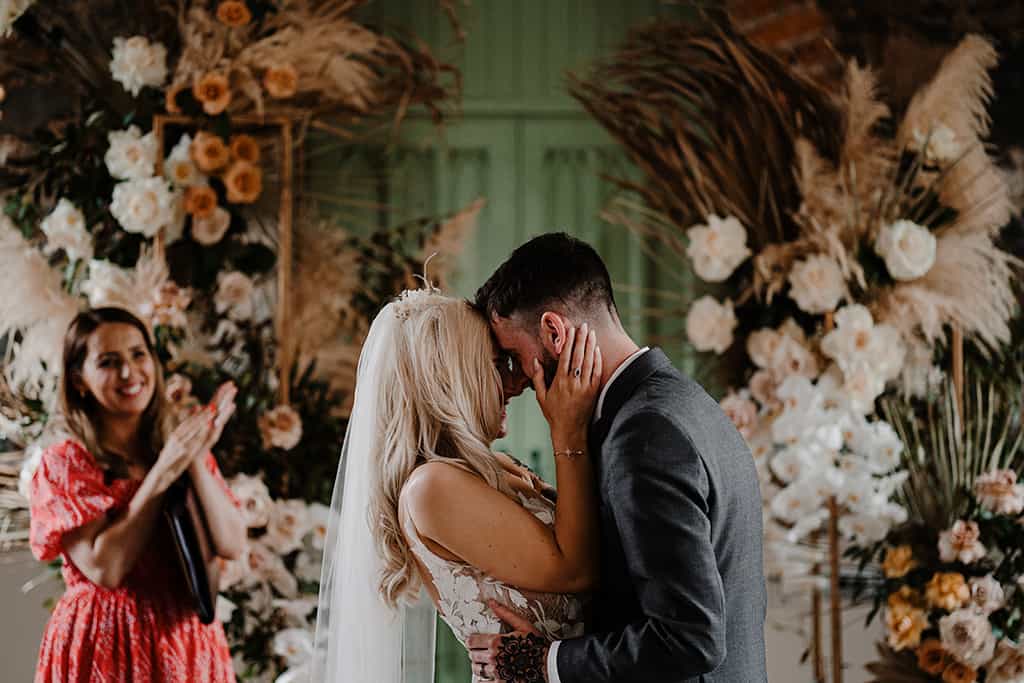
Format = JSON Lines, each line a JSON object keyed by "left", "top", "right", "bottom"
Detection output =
{"left": 557, "top": 348, "right": 767, "bottom": 682}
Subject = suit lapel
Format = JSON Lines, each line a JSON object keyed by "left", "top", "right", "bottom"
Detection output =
{"left": 589, "top": 348, "right": 672, "bottom": 452}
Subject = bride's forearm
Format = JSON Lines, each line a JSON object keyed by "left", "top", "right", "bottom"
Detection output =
{"left": 549, "top": 432, "right": 600, "bottom": 591}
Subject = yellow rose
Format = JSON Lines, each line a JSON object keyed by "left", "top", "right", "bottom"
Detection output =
{"left": 926, "top": 572, "right": 971, "bottom": 611}
{"left": 882, "top": 545, "right": 917, "bottom": 579}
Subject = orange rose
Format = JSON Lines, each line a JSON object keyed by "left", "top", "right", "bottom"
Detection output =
{"left": 230, "top": 134, "right": 260, "bottom": 164}
{"left": 917, "top": 639, "right": 948, "bottom": 675}
{"left": 224, "top": 161, "right": 262, "bottom": 204}
{"left": 216, "top": 1, "right": 252, "bottom": 27}
{"left": 165, "top": 81, "right": 186, "bottom": 114}
{"left": 183, "top": 185, "right": 218, "bottom": 219}
{"left": 926, "top": 572, "right": 971, "bottom": 612}
{"left": 191, "top": 132, "right": 230, "bottom": 173}
{"left": 882, "top": 545, "right": 917, "bottom": 579}
{"left": 942, "top": 662, "right": 977, "bottom": 683}
{"left": 887, "top": 603, "right": 929, "bottom": 652}
{"left": 263, "top": 64, "right": 298, "bottom": 99}
{"left": 193, "top": 73, "right": 231, "bottom": 116}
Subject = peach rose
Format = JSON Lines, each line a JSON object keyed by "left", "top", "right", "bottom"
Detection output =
{"left": 230, "top": 134, "right": 260, "bottom": 164}
{"left": 264, "top": 64, "right": 298, "bottom": 99}
{"left": 191, "top": 131, "right": 230, "bottom": 173}
{"left": 192, "top": 206, "right": 231, "bottom": 246}
{"left": 259, "top": 405, "right": 303, "bottom": 451}
{"left": 926, "top": 572, "right": 971, "bottom": 612}
{"left": 938, "top": 520, "right": 986, "bottom": 565}
{"left": 183, "top": 185, "right": 218, "bottom": 219}
{"left": 974, "top": 469, "right": 1024, "bottom": 516}
{"left": 224, "top": 160, "right": 262, "bottom": 204}
{"left": 216, "top": 1, "right": 252, "bottom": 27}
{"left": 193, "top": 72, "right": 231, "bottom": 116}
{"left": 882, "top": 545, "right": 917, "bottom": 579}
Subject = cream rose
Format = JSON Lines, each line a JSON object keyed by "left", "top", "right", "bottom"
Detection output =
{"left": 258, "top": 404, "right": 303, "bottom": 451}
{"left": 110, "top": 36, "right": 168, "bottom": 97}
{"left": 787, "top": 254, "right": 845, "bottom": 314}
{"left": 746, "top": 329, "right": 781, "bottom": 369}
{"left": 39, "top": 199, "right": 93, "bottom": 262}
{"left": 685, "top": 296, "right": 736, "bottom": 354}
{"left": 109, "top": 177, "right": 178, "bottom": 237}
{"left": 974, "top": 469, "right": 1024, "bottom": 516}
{"left": 229, "top": 472, "right": 273, "bottom": 528}
{"left": 263, "top": 499, "right": 312, "bottom": 555}
{"left": 105, "top": 126, "right": 158, "bottom": 181}
{"left": 685, "top": 214, "right": 751, "bottom": 282}
{"left": 939, "top": 520, "right": 986, "bottom": 565}
{"left": 875, "top": 220, "right": 937, "bottom": 281}
{"left": 191, "top": 206, "right": 231, "bottom": 246}
{"left": 214, "top": 270, "right": 254, "bottom": 320}
{"left": 720, "top": 391, "right": 758, "bottom": 439}
{"left": 940, "top": 608, "right": 997, "bottom": 669}
{"left": 968, "top": 575, "right": 1005, "bottom": 615}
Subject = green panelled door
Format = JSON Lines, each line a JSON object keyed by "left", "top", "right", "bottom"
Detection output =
{"left": 326, "top": 3, "right": 695, "bottom": 681}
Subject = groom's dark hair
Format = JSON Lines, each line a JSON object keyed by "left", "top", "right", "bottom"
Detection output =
{"left": 473, "top": 232, "right": 617, "bottom": 323}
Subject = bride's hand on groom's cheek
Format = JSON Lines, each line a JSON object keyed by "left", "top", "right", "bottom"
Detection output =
{"left": 467, "top": 600, "right": 551, "bottom": 683}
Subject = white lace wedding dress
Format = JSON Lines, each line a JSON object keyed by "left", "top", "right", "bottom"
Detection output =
{"left": 403, "top": 490, "right": 587, "bottom": 682}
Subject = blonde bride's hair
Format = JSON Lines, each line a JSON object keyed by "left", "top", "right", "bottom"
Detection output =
{"left": 372, "top": 289, "right": 512, "bottom": 607}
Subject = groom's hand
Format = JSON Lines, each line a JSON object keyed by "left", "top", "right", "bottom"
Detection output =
{"left": 467, "top": 600, "right": 550, "bottom": 682}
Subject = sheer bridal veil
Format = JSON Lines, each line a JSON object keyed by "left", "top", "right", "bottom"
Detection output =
{"left": 312, "top": 302, "right": 436, "bottom": 682}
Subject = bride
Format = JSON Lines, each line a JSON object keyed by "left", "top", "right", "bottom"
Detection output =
{"left": 313, "top": 288, "right": 602, "bottom": 682}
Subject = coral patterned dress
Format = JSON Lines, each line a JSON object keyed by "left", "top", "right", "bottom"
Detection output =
{"left": 29, "top": 439, "right": 237, "bottom": 683}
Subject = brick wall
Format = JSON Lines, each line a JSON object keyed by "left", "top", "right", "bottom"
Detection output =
{"left": 727, "top": 0, "right": 843, "bottom": 87}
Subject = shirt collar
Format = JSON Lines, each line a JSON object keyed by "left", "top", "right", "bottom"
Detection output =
{"left": 594, "top": 347, "right": 650, "bottom": 422}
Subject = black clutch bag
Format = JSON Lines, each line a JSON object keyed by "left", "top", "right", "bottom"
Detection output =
{"left": 164, "top": 479, "right": 221, "bottom": 625}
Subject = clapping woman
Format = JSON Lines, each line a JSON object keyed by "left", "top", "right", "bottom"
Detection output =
{"left": 29, "top": 307, "right": 245, "bottom": 683}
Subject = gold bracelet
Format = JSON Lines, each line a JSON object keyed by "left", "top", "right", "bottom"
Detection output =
{"left": 553, "top": 448, "right": 586, "bottom": 460}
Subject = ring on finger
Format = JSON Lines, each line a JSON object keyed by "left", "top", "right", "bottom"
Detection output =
{"left": 573, "top": 367, "right": 582, "bottom": 378}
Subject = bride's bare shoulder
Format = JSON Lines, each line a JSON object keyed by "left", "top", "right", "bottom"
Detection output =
{"left": 402, "top": 462, "right": 483, "bottom": 512}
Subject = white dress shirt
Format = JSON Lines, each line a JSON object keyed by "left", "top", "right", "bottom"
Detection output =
{"left": 546, "top": 347, "right": 650, "bottom": 682}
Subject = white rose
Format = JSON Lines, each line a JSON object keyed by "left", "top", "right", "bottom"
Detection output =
{"left": 787, "top": 254, "right": 845, "bottom": 314}
{"left": 748, "top": 369, "right": 780, "bottom": 411}
{"left": 105, "top": 126, "right": 157, "bottom": 181}
{"left": 940, "top": 608, "right": 997, "bottom": 668}
{"left": 192, "top": 206, "right": 231, "bottom": 246}
{"left": 229, "top": 472, "right": 273, "bottom": 528}
{"left": 307, "top": 502, "right": 331, "bottom": 550}
{"left": 264, "top": 499, "right": 312, "bottom": 555}
{"left": 80, "top": 259, "right": 134, "bottom": 308}
{"left": 746, "top": 329, "right": 781, "bottom": 369}
{"left": 685, "top": 296, "right": 736, "bottom": 354}
{"left": 39, "top": 199, "right": 93, "bottom": 262}
{"left": 215, "top": 271, "right": 255, "bottom": 321}
{"left": 969, "top": 575, "right": 1005, "bottom": 615}
{"left": 838, "top": 512, "right": 890, "bottom": 544}
{"left": 875, "top": 220, "right": 937, "bottom": 281}
{"left": 17, "top": 442, "right": 43, "bottom": 502}
{"left": 685, "top": 214, "right": 751, "bottom": 282}
{"left": 110, "top": 36, "right": 168, "bottom": 97}
{"left": 912, "top": 124, "right": 961, "bottom": 164}
{"left": 271, "top": 628, "right": 314, "bottom": 668}
{"left": 215, "top": 595, "right": 237, "bottom": 623}
{"left": 258, "top": 404, "right": 303, "bottom": 451}
{"left": 110, "top": 177, "right": 178, "bottom": 237}
{"left": 163, "top": 134, "right": 206, "bottom": 188}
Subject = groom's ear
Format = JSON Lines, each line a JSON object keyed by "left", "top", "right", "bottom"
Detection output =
{"left": 539, "top": 312, "right": 570, "bottom": 356}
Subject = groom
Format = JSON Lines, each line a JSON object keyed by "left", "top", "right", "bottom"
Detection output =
{"left": 468, "top": 233, "right": 767, "bottom": 682}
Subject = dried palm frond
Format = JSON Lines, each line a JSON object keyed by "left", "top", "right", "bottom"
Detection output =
{"left": 568, "top": 20, "right": 841, "bottom": 252}
{"left": 172, "top": 2, "right": 460, "bottom": 137}
{"left": 865, "top": 642, "right": 937, "bottom": 683}
{"left": 883, "top": 371, "right": 1024, "bottom": 532}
